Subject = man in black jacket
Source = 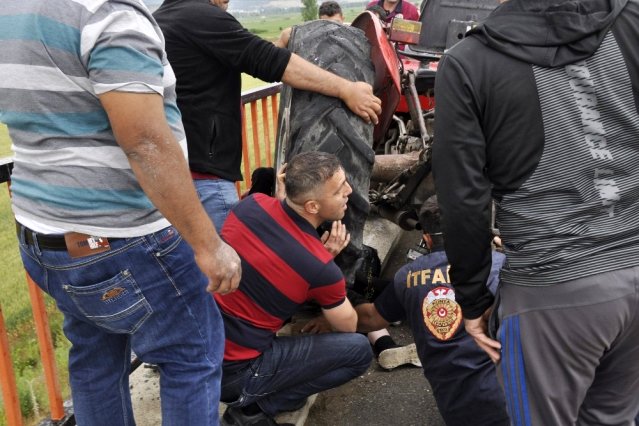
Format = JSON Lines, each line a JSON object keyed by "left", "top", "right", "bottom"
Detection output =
{"left": 154, "top": 0, "right": 381, "bottom": 232}
{"left": 433, "top": 0, "right": 639, "bottom": 424}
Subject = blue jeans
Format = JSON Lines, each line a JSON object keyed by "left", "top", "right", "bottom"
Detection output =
{"left": 194, "top": 179, "right": 239, "bottom": 233}
{"left": 18, "top": 226, "right": 224, "bottom": 426}
{"left": 221, "top": 333, "right": 372, "bottom": 416}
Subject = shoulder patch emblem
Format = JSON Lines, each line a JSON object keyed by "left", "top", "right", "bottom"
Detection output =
{"left": 422, "top": 286, "right": 462, "bottom": 341}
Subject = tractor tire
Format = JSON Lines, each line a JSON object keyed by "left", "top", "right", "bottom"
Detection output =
{"left": 275, "top": 20, "right": 376, "bottom": 285}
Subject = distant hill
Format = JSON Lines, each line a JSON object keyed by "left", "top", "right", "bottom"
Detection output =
{"left": 142, "top": 0, "right": 290, "bottom": 11}
{"left": 143, "top": 0, "right": 370, "bottom": 15}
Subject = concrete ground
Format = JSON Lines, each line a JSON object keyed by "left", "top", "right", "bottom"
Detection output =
{"left": 304, "top": 324, "right": 444, "bottom": 426}
{"left": 304, "top": 224, "right": 445, "bottom": 426}
{"left": 130, "top": 217, "right": 446, "bottom": 425}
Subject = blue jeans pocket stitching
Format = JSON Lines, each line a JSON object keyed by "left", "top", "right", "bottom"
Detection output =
{"left": 154, "top": 233, "right": 183, "bottom": 257}
{"left": 63, "top": 269, "right": 153, "bottom": 334}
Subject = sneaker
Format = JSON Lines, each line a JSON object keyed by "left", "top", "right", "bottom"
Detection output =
{"left": 221, "top": 406, "right": 279, "bottom": 426}
{"left": 275, "top": 394, "right": 317, "bottom": 425}
{"left": 378, "top": 343, "right": 422, "bottom": 370}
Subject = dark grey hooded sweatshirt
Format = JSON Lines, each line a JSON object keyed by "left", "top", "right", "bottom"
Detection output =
{"left": 432, "top": 0, "right": 639, "bottom": 318}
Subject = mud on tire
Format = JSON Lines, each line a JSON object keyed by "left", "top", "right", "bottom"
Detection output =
{"left": 276, "top": 20, "right": 376, "bottom": 284}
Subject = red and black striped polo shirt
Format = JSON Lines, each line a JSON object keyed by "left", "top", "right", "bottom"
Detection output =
{"left": 215, "top": 194, "right": 346, "bottom": 361}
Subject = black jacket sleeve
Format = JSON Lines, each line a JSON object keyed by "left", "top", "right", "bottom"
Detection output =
{"left": 432, "top": 53, "right": 494, "bottom": 319}
{"left": 182, "top": 4, "right": 291, "bottom": 82}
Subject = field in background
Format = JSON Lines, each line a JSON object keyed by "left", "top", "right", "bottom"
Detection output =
{"left": 240, "top": 6, "right": 369, "bottom": 39}
{"left": 240, "top": 5, "right": 370, "bottom": 89}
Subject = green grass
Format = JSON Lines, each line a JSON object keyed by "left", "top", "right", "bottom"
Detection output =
{"left": 0, "top": 126, "right": 71, "bottom": 426}
{"left": 0, "top": 124, "right": 11, "bottom": 158}
{"left": 239, "top": 7, "right": 374, "bottom": 42}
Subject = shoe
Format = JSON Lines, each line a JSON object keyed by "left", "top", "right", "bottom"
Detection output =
{"left": 275, "top": 394, "right": 317, "bottom": 425}
{"left": 221, "top": 406, "right": 279, "bottom": 426}
{"left": 378, "top": 343, "right": 422, "bottom": 370}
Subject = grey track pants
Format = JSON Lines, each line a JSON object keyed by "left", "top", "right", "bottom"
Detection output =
{"left": 495, "top": 265, "right": 639, "bottom": 426}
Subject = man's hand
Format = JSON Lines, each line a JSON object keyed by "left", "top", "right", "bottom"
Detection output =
{"left": 275, "top": 162, "right": 287, "bottom": 201}
{"left": 194, "top": 240, "right": 241, "bottom": 295}
{"left": 339, "top": 81, "right": 382, "bottom": 124}
{"left": 464, "top": 307, "right": 501, "bottom": 363}
{"left": 321, "top": 220, "right": 350, "bottom": 257}
{"left": 301, "top": 316, "right": 332, "bottom": 334}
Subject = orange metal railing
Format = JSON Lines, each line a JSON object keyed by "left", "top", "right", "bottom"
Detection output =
{"left": 26, "top": 274, "right": 65, "bottom": 422}
{"left": 0, "top": 306, "right": 22, "bottom": 426}
{"left": 239, "top": 83, "right": 281, "bottom": 193}
{"left": 0, "top": 83, "right": 282, "bottom": 426}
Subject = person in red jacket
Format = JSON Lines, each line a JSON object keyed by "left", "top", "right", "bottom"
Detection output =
{"left": 366, "top": 0, "right": 419, "bottom": 23}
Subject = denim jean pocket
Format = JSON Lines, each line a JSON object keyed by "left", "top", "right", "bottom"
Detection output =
{"left": 153, "top": 226, "right": 183, "bottom": 255}
{"left": 63, "top": 269, "right": 152, "bottom": 334}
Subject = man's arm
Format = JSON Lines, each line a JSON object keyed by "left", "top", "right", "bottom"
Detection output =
{"left": 183, "top": 7, "right": 381, "bottom": 123}
{"left": 432, "top": 54, "right": 494, "bottom": 319}
{"left": 99, "top": 91, "right": 241, "bottom": 295}
{"left": 432, "top": 53, "right": 500, "bottom": 361}
{"left": 322, "top": 299, "right": 357, "bottom": 332}
{"left": 282, "top": 54, "right": 382, "bottom": 124}
{"left": 355, "top": 303, "right": 390, "bottom": 333}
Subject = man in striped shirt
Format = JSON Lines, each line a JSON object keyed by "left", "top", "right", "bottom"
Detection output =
{"left": 217, "top": 151, "right": 372, "bottom": 426}
{"left": 0, "top": 1, "right": 240, "bottom": 424}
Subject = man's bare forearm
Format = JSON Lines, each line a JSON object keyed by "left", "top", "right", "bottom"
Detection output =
{"left": 281, "top": 54, "right": 381, "bottom": 123}
{"left": 100, "top": 91, "right": 220, "bottom": 253}
{"left": 355, "top": 303, "right": 389, "bottom": 333}
{"left": 323, "top": 299, "right": 358, "bottom": 332}
{"left": 124, "top": 133, "right": 220, "bottom": 252}
{"left": 100, "top": 92, "right": 241, "bottom": 295}
{"left": 282, "top": 53, "right": 344, "bottom": 98}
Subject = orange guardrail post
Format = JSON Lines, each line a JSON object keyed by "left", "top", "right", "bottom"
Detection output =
{"left": 260, "top": 98, "right": 272, "bottom": 167}
{"left": 250, "top": 102, "right": 262, "bottom": 168}
{"left": 269, "top": 94, "right": 280, "bottom": 162}
{"left": 240, "top": 104, "right": 252, "bottom": 192}
{"left": 26, "top": 274, "right": 65, "bottom": 421}
{"left": 0, "top": 306, "right": 23, "bottom": 426}
{"left": 238, "top": 84, "right": 282, "bottom": 193}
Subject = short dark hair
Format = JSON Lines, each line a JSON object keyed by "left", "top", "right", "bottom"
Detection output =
{"left": 285, "top": 151, "right": 342, "bottom": 202}
{"left": 419, "top": 195, "right": 442, "bottom": 234}
{"left": 319, "top": 1, "right": 342, "bottom": 18}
